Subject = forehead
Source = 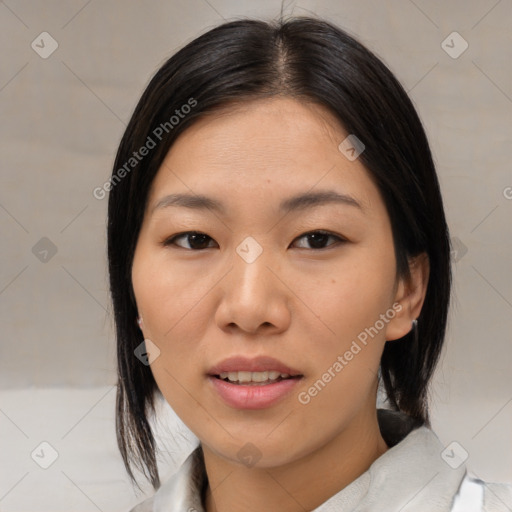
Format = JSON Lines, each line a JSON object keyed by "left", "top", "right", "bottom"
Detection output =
{"left": 167, "top": 97, "right": 346, "bottom": 167}
{"left": 147, "top": 97, "right": 380, "bottom": 217}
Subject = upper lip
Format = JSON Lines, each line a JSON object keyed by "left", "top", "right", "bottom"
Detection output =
{"left": 208, "top": 356, "right": 303, "bottom": 376}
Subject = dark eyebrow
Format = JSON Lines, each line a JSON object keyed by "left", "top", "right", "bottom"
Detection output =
{"left": 278, "top": 190, "right": 364, "bottom": 214}
{"left": 151, "top": 190, "right": 364, "bottom": 216}
{"left": 151, "top": 193, "right": 225, "bottom": 215}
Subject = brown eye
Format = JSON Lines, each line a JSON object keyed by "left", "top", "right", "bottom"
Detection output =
{"left": 292, "top": 230, "right": 345, "bottom": 250}
{"left": 163, "top": 232, "right": 217, "bottom": 250}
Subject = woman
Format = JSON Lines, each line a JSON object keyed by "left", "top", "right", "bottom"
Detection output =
{"left": 107, "top": 16, "right": 512, "bottom": 511}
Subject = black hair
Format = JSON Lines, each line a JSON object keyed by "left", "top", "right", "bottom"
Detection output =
{"left": 107, "top": 16, "right": 451, "bottom": 489}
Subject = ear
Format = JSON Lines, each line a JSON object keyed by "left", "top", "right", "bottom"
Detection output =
{"left": 385, "top": 252, "right": 430, "bottom": 341}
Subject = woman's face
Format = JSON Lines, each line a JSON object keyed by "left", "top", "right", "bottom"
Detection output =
{"left": 131, "top": 97, "right": 412, "bottom": 468}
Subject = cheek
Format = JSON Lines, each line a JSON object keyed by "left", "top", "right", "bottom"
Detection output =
{"left": 294, "top": 263, "right": 394, "bottom": 420}
{"left": 299, "top": 248, "right": 396, "bottom": 385}
{"left": 313, "top": 251, "right": 396, "bottom": 333}
{"left": 132, "top": 246, "right": 209, "bottom": 335}
{"left": 132, "top": 250, "right": 211, "bottom": 422}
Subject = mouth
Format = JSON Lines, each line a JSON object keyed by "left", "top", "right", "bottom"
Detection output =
{"left": 207, "top": 355, "right": 303, "bottom": 383}
{"left": 213, "top": 370, "right": 302, "bottom": 386}
{"left": 207, "top": 356, "right": 304, "bottom": 409}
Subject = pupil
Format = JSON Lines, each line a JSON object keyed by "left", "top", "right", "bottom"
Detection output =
{"left": 190, "top": 233, "right": 209, "bottom": 249}
{"left": 309, "top": 233, "right": 328, "bottom": 249}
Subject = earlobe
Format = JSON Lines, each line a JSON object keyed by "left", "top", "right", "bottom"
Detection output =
{"left": 137, "top": 316, "right": 144, "bottom": 329}
{"left": 385, "top": 252, "right": 429, "bottom": 341}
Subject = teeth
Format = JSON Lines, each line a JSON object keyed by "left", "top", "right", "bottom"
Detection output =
{"left": 249, "top": 371, "right": 267, "bottom": 382}
{"left": 218, "top": 371, "right": 292, "bottom": 383}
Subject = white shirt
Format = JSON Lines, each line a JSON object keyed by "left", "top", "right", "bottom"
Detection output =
{"left": 130, "top": 409, "right": 512, "bottom": 511}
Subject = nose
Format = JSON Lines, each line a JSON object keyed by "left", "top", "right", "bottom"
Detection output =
{"left": 214, "top": 244, "right": 291, "bottom": 336}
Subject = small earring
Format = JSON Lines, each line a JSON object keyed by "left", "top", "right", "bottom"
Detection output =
{"left": 411, "top": 318, "right": 419, "bottom": 348}
{"left": 411, "top": 318, "right": 418, "bottom": 329}
{"left": 137, "top": 316, "right": 143, "bottom": 328}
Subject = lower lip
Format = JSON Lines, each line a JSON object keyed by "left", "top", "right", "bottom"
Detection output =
{"left": 208, "top": 376, "right": 302, "bottom": 410}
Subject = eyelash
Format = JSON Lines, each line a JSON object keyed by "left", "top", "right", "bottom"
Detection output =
{"left": 161, "top": 230, "right": 347, "bottom": 251}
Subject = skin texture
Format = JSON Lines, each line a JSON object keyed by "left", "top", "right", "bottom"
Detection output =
{"left": 131, "top": 97, "right": 429, "bottom": 511}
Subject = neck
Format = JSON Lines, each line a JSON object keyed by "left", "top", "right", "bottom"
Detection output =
{"left": 202, "top": 407, "right": 388, "bottom": 512}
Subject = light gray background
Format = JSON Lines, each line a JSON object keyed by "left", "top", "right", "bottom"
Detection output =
{"left": 1, "top": 1, "right": 511, "bottom": 510}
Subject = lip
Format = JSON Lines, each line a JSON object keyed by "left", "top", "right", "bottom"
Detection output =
{"left": 207, "top": 355, "right": 304, "bottom": 410}
{"left": 207, "top": 355, "right": 302, "bottom": 376}
{"left": 208, "top": 375, "right": 303, "bottom": 410}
